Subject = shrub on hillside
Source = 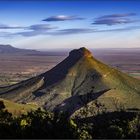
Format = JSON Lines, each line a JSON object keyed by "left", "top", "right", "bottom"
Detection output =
{"left": 0, "top": 100, "right": 140, "bottom": 139}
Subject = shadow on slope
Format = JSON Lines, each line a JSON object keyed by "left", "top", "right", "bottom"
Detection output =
{"left": 54, "top": 88, "right": 110, "bottom": 117}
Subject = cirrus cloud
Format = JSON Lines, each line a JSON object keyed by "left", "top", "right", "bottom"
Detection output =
{"left": 42, "top": 15, "right": 85, "bottom": 22}
{"left": 0, "top": 24, "right": 24, "bottom": 29}
{"left": 92, "top": 13, "right": 138, "bottom": 25}
{"left": 51, "top": 28, "right": 95, "bottom": 35}
{"left": 0, "top": 25, "right": 140, "bottom": 38}
{"left": 98, "top": 13, "right": 136, "bottom": 19}
{"left": 93, "top": 18, "right": 136, "bottom": 25}
{"left": 27, "top": 24, "right": 57, "bottom": 31}
{"left": 14, "top": 24, "right": 57, "bottom": 37}
{"left": 0, "top": 24, "right": 57, "bottom": 37}
{"left": 0, "top": 23, "right": 57, "bottom": 31}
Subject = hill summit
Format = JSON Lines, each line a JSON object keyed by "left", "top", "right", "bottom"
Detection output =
{"left": 0, "top": 47, "right": 140, "bottom": 116}
{"left": 69, "top": 47, "right": 93, "bottom": 58}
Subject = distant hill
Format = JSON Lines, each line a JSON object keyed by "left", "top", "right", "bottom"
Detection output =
{"left": 0, "top": 44, "right": 39, "bottom": 54}
{"left": 0, "top": 44, "right": 67, "bottom": 56}
{"left": 0, "top": 47, "right": 140, "bottom": 117}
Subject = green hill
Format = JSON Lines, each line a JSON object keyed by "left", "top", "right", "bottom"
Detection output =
{"left": 0, "top": 47, "right": 140, "bottom": 116}
{"left": 0, "top": 98, "right": 37, "bottom": 116}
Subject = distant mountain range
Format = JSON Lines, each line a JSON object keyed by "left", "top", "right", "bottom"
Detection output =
{"left": 0, "top": 47, "right": 140, "bottom": 117}
{"left": 0, "top": 44, "right": 39, "bottom": 54}
{"left": 0, "top": 44, "right": 68, "bottom": 56}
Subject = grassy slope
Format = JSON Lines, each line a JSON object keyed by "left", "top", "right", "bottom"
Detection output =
{"left": 72, "top": 57, "right": 140, "bottom": 117}
{"left": 0, "top": 76, "right": 44, "bottom": 102}
{"left": 0, "top": 52, "right": 140, "bottom": 114}
{"left": 55, "top": 55, "right": 140, "bottom": 104}
{"left": 51, "top": 56, "right": 140, "bottom": 116}
{"left": 0, "top": 98, "right": 38, "bottom": 116}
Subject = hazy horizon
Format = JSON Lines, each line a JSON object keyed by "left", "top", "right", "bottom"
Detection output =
{"left": 1, "top": 44, "right": 140, "bottom": 52}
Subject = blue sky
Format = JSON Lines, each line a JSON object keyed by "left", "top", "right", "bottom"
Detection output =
{"left": 0, "top": 0, "right": 140, "bottom": 50}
